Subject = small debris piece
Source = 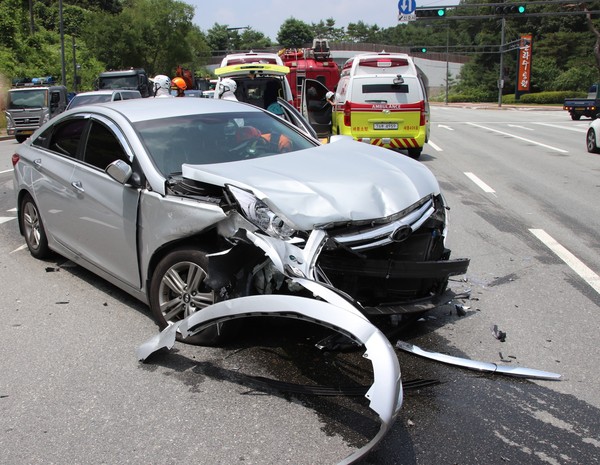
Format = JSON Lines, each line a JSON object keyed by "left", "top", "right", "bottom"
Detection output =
{"left": 45, "top": 267, "right": 60, "bottom": 272}
{"left": 491, "top": 324, "right": 507, "bottom": 342}
{"left": 455, "top": 304, "right": 468, "bottom": 316}
{"left": 103, "top": 302, "right": 108, "bottom": 306}
{"left": 55, "top": 301, "right": 70, "bottom": 305}
{"left": 407, "top": 419, "right": 415, "bottom": 426}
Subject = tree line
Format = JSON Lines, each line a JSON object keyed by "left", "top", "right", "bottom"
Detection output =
{"left": 1, "top": 0, "right": 600, "bottom": 99}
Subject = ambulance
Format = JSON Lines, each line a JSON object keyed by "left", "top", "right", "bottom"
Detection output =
{"left": 213, "top": 52, "right": 294, "bottom": 108}
{"left": 302, "top": 52, "right": 430, "bottom": 158}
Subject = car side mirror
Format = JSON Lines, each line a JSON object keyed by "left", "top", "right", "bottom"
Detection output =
{"left": 106, "top": 159, "right": 133, "bottom": 184}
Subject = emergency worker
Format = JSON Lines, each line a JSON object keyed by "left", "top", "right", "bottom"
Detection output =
{"left": 152, "top": 75, "right": 173, "bottom": 98}
{"left": 219, "top": 78, "right": 238, "bottom": 101}
{"left": 263, "top": 80, "right": 284, "bottom": 117}
{"left": 172, "top": 77, "right": 187, "bottom": 97}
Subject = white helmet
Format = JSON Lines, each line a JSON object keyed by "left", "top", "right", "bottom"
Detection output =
{"left": 219, "top": 78, "right": 237, "bottom": 98}
{"left": 152, "top": 75, "right": 171, "bottom": 94}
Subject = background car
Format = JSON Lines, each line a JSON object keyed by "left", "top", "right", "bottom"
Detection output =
{"left": 586, "top": 118, "right": 600, "bottom": 153}
{"left": 66, "top": 89, "right": 142, "bottom": 110}
{"left": 12, "top": 97, "right": 468, "bottom": 347}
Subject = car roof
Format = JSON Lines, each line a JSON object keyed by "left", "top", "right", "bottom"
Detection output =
{"left": 69, "top": 95, "right": 264, "bottom": 123}
{"left": 72, "top": 90, "right": 140, "bottom": 97}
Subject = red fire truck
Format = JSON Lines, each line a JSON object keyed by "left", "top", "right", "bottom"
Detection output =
{"left": 279, "top": 39, "right": 340, "bottom": 109}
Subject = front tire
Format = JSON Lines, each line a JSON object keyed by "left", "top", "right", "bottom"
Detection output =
{"left": 16, "top": 135, "right": 27, "bottom": 143}
{"left": 149, "top": 247, "right": 239, "bottom": 346}
{"left": 587, "top": 129, "right": 600, "bottom": 153}
{"left": 20, "top": 194, "right": 50, "bottom": 259}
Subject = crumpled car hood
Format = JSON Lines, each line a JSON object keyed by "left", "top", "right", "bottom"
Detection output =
{"left": 182, "top": 139, "right": 440, "bottom": 230}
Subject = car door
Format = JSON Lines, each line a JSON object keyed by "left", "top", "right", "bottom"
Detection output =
{"left": 68, "top": 116, "right": 141, "bottom": 288}
{"left": 27, "top": 116, "right": 86, "bottom": 248}
{"left": 277, "top": 98, "right": 319, "bottom": 140}
{"left": 300, "top": 79, "right": 333, "bottom": 138}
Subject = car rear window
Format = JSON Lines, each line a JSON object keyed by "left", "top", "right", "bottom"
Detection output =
{"left": 354, "top": 77, "right": 422, "bottom": 104}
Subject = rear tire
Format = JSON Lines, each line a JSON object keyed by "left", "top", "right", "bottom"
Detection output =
{"left": 571, "top": 113, "right": 581, "bottom": 121}
{"left": 407, "top": 147, "right": 422, "bottom": 159}
{"left": 20, "top": 194, "right": 50, "bottom": 259}
{"left": 149, "top": 247, "right": 240, "bottom": 346}
{"left": 587, "top": 128, "right": 600, "bottom": 153}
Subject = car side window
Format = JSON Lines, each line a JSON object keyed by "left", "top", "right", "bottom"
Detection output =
{"left": 42, "top": 118, "right": 87, "bottom": 157}
{"left": 83, "top": 121, "right": 129, "bottom": 171}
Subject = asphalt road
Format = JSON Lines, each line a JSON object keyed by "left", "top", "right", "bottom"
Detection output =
{"left": 1, "top": 105, "right": 599, "bottom": 465}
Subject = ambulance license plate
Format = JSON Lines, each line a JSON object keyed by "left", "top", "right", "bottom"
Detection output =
{"left": 374, "top": 123, "right": 398, "bottom": 130}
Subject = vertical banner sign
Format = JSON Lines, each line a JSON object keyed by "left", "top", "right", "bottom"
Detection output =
{"left": 517, "top": 35, "right": 533, "bottom": 92}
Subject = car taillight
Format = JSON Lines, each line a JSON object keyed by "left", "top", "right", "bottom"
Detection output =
{"left": 419, "top": 101, "right": 426, "bottom": 126}
{"left": 343, "top": 101, "right": 351, "bottom": 127}
{"left": 11, "top": 154, "right": 20, "bottom": 167}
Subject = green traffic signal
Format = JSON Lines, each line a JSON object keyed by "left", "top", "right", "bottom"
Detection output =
{"left": 437, "top": 8, "right": 446, "bottom": 17}
{"left": 517, "top": 5, "right": 526, "bottom": 14}
{"left": 421, "top": 47, "right": 428, "bottom": 53}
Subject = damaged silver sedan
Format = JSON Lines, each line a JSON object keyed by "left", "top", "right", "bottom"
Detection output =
{"left": 13, "top": 97, "right": 468, "bottom": 462}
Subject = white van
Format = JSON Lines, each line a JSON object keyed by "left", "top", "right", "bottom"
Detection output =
{"left": 303, "top": 52, "right": 430, "bottom": 158}
{"left": 213, "top": 52, "right": 294, "bottom": 110}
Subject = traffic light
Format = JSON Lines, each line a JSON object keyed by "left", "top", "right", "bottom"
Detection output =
{"left": 410, "top": 47, "right": 428, "bottom": 53}
{"left": 415, "top": 8, "right": 446, "bottom": 18}
{"left": 495, "top": 4, "right": 526, "bottom": 15}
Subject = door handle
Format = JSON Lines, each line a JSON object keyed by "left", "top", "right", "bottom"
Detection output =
{"left": 71, "top": 181, "right": 85, "bottom": 193}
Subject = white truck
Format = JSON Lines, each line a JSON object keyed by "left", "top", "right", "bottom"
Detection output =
{"left": 5, "top": 78, "right": 68, "bottom": 143}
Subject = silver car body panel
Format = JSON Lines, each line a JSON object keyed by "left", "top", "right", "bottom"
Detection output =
{"left": 396, "top": 341, "right": 561, "bottom": 381}
{"left": 181, "top": 138, "right": 440, "bottom": 231}
{"left": 137, "top": 294, "right": 403, "bottom": 465}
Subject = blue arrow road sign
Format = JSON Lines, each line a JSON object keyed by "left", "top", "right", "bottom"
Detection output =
{"left": 398, "top": 0, "right": 416, "bottom": 15}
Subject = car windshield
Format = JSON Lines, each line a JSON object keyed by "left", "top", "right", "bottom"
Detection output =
{"left": 134, "top": 111, "right": 317, "bottom": 176}
{"left": 98, "top": 76, "right": 138, "bottom": 89}
{"left": 8, "top": 89, "right": 48, "bottom": 109}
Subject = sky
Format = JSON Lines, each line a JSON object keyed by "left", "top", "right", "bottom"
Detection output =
{"left": 187, "top": 0, "right": 456, "bottom": 41}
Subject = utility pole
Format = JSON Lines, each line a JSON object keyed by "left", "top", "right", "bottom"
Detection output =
{"left": 59, "top": 0, "right": 67, "bottom": 87}
{"left": 497, "top": 17, "right": 505, "bottom": 107}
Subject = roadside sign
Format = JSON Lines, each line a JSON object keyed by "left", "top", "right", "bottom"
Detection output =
{"left": 398, "top": 0, "right": 417, "bottom": 22}
{"left": 398, "top": 0, "right": 416, "bottom": 15}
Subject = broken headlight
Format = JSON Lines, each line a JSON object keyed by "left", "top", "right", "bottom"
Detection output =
{"left": 228, "top": 185, "right": 295, "bottom": 240}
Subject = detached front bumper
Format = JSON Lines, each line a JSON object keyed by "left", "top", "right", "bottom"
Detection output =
{"left": 138, "top": 292, "right": 403, "bottom": 465}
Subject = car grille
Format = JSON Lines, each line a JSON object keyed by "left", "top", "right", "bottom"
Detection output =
{"left": 14, "top": 116, "right": 41, "bottom": 127}
{"left": 317, "top": 194, "right": 457, "bottom": 306}
{"left": 330, "top": 196, "right": 435, "bottom": 252}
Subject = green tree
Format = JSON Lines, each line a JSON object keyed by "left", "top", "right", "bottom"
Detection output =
{"left": 311, "top": 18, "right": 345, "bottom": 41}
{"left": 206, "top": 23, "right": 232, "bottom": 54}
{"left": 81, "top": 0, "right": 201, "bottom": 76}
{"left": 276, "top": 18, "right": 313, "bottom": 48}
{"left": 239, "top": 28, "right": 272, "bottom": 50}
{"left": 345, "top": 21, "right": 380, "bottom": 43}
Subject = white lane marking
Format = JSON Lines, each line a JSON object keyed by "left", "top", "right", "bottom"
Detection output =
{"left": 508, "top": 124, "right": 533, "bottom": 130}
{"left": 530, "top": 229, "right": 600, "bottom": 295}
{"left": 0, "top": 168, "right": 13, "bottom": 175}
{"left": 464, "top": 172, "right": 496, "bottom": 193}
{"left": 10, "top": 244, "right": 28, "bottom": 254}
{"left": 0, "top": 217, "right": 16, "bottom": 224}
{"left": 438, "top": 124, "right": 454, "bottom": 131}
{"left": 467, "top": 122, "right": 569, "bottom": 153}
{"left": 533, "top": 122, "right": 588, "bottom": 133}
{"left": 427, "top": 140, "right": 443, "bottom": 152}
{"left": 8, "top": 208, "right": 16, "bottom": 212}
